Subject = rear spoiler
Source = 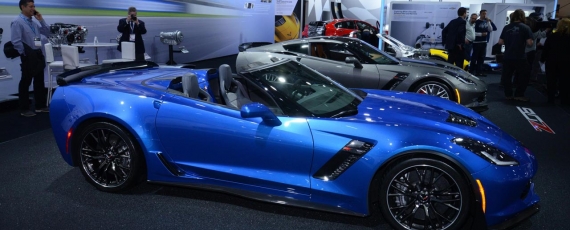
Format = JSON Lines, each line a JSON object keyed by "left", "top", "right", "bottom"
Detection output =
{"left": 238, "top": 42, "right": 272, "bottom": 52}
{"left": 56, "top": 61, "right": 159, "bottom": 86}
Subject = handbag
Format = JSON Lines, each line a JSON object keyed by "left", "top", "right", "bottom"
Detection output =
{"left": 4, "top": 41, "right": 20, "bottom": 59}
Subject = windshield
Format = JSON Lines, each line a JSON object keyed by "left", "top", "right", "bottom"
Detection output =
{"left": 347, "top": 39, "right": 400, "bottom": 65}
{"left": 246, "top": 60, "right": 362, "bottom": 117}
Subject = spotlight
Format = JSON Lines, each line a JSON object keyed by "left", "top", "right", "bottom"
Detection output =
{"left": 160, "top": 30, "right": 184, "bottom": 46}
{"left": 159, "top": 30, "right": 187, "bottom": 65}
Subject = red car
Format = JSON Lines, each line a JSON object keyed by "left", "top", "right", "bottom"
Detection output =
{"left": 302, "top": 19, "right": 380, "bottom": 46}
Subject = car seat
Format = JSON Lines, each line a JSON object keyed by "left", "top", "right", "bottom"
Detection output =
{"left": 182, "top": 73, "right": 212, "bottom": 102}
{"left": 316, "top": 44, "right": 328, "bottom": 58}
{"left": 218, "top": 64, "right": 251, "bottom": 109}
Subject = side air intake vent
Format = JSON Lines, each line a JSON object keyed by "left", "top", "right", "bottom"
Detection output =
{"left": 313, "top": 140, "right": 374, "bottom": 181}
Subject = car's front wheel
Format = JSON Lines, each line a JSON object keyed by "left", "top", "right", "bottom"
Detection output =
{"left": 76, "top": 122, "right": 145, "bottom": 192}
{"left": 414, "top": 81, "right": 452, "bottom": 101}
{"left": 379, "top": 158, "right": 471, "bottom": 230}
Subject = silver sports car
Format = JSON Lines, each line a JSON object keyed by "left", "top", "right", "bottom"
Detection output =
{"left": 236, "top": 37, "right": 487, "bottom": 108}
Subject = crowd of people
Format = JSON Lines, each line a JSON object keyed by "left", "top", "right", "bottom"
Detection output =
{"left": 443, "top": 7, "right": 570, "bottom": 106}
{"left": 10, "top": 0, "right": 146, "bottom": 117}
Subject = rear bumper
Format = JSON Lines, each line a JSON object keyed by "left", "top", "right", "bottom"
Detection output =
{"left": 489, "top": 203, "right": 540, "bottom": 230}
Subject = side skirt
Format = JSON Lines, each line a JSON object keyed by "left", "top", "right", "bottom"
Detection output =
{"left": 147, "top": 180, "right": 367, "bottom": 217}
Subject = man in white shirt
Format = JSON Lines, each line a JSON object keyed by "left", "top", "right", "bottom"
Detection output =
{"left": 471, "top": 10, "right": 497, "bottom": 76}
{"left": 464, "top": 13, "right": 477, "bottom": 64}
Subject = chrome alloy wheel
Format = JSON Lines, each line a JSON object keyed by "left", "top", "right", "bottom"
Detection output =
{"left": 386, "top": 164, "right": 463, "bottom": 229}
{"left": 80, "top": 128, "right": 132, "bottom": 188}
{"left": 416, "top": 83, "right": 450, "bottom": 100}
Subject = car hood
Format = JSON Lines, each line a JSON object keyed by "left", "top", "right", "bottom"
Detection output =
{"left": 347, "top": 89, "right": 503, "bottom": 143}
{"left": 398, "top": 57, "right": 483, "bottom": 85}
{"left": 399, "top": 57, "right": 464, "bottom": 72}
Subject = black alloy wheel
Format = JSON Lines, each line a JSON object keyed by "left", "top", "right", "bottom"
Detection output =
{"left": 414, "top": 81, "right": 452, "bottom": 101}
{"left": 76, "top": 122, "right": 145, "bottom": 192}
{"left": 379, "top": 158, "right": 471, "bottom": 230}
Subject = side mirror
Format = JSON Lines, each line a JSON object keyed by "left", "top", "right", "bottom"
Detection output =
{"left": 240, "top": 102, "right": 282, "bottom": 126}
{"left": 238, "top": 44, "right": 247, "bottom": 52}
{"left": 345, "top": 57, "right": 363, "bottom": 69}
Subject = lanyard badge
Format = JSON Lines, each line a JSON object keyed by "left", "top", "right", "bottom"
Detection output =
{"left": 130, "top": 22, "right": 135, "bottom": 41}
{"left": 34, "top": 37, "right": 41, "bottom": 47}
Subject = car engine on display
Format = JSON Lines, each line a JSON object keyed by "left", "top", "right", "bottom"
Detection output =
{"left": 377, "top": 34, "right": 502, "bottom": 73}
{"left": 48, "top": 23, "right": 88, "bottom": 46}
{"left": 237, "top": 36, "right": 487, "bottom": 109}
{"left": 50, "top": 60, "right": 539, "bottom": 230}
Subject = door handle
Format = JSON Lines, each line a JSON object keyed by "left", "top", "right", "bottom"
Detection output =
{"left": 153, "top": 100, "right": 162, "bottom": 109}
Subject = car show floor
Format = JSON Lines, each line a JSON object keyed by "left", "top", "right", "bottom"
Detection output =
{"left": 1, "top": 72, "right": 569, "bottom": 229}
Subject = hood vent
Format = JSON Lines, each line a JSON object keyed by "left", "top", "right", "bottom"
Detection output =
{"left": 446, "top": 111, "right": 477, "bottom": 127}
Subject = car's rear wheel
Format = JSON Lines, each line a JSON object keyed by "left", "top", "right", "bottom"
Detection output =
{"left": 414, "top": 81, "right": 452, "bottom": 101}
{"left": 379, "top": 158, "right": 471, "bottom": 230}
{"left": 76, "top": 122, "right": 144, "bottom": 192}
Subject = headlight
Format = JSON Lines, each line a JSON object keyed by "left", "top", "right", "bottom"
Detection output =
{"left": 445, "top": 71, "right": 476, "bottom": 85}
{"left": 452, "top": 137, "right": 519, "bottom": 166}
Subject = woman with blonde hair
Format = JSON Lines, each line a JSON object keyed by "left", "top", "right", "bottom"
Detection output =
{"left": 541, "top": 18, "right": 570, "bottom": 105}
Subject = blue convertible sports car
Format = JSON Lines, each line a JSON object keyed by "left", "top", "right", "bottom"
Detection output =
{"left": 50, "top": 61, "right": 539, "bottom": 229}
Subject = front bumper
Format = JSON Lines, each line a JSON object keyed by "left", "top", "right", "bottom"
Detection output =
{"left": 489, "top": 203, "right": 540, "bottom": 230}
{"left": 472, "top": 166, "right": 540, "bottom": 228}
{"left": 461, "top": 90, "right": 487, "bottom": 108}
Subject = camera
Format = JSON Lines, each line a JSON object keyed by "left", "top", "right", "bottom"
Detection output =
{"left": 131, "top": 15, "right": 137, "bottom": 21}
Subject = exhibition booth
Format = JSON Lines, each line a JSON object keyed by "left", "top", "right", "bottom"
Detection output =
{"left": 0, "top": 0, "right": 560, "bottom": 102}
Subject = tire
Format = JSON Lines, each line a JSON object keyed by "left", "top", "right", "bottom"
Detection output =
{"left": 414, "top": 81, "right": 452, "bottom": 101}
{"left": 75, "top": 122, "right": 145, "bottom": 192}
{"left": 378, "top": 158, "right": 471, "bottom": 230}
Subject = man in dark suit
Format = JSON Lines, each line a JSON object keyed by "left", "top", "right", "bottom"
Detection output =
{"left": 442, "top": 7, "right": 467, "bottom": 68}
{"left": 117, "top": 6, "right": 146, "bottom": 61}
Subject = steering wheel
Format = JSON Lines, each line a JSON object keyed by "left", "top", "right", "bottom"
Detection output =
{"left": 262, "top": 73, "right": 278, "bottom": 82}
{"left": 290, "top": 79, "right": 305, "bottom": 100}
